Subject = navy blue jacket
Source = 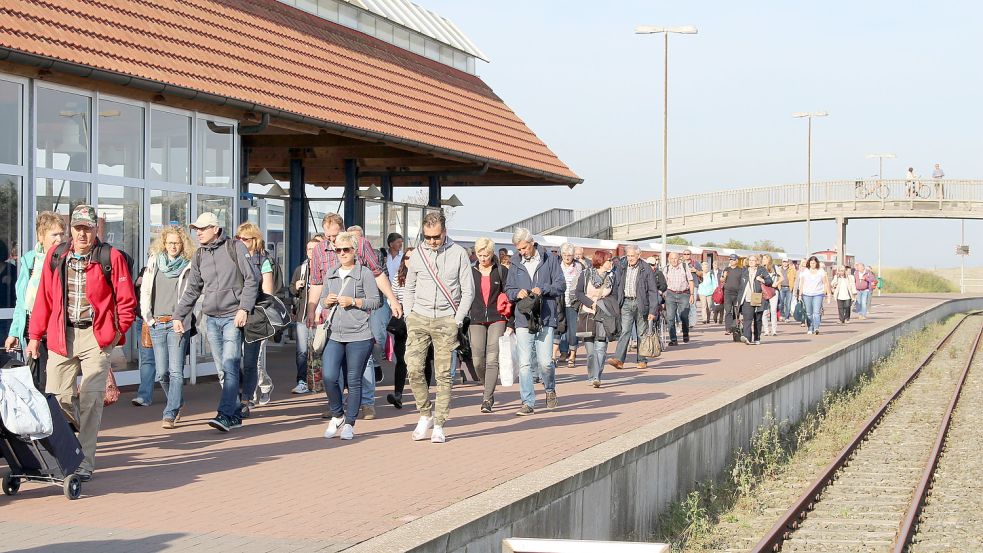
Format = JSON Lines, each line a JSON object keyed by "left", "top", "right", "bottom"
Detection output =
{"left": 506, "top": 245, "right": 566, "bottom": 329}
{"left": 614, "top": 258, "right": 661, "bottom": 318}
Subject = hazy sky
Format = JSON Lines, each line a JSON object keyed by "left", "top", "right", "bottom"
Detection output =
{"left": 398, "top": 0, "right": 983, "bottom": 269}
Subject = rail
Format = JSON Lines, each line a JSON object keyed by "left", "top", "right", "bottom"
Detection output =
{"left": 610, "top": 179, "right": 983, "bottom": 228}
{"left": 497, "top": 208, "right": 600, "bottom": 234}
{"left": 548, "top": 208, "right": 612, "bottom": 239}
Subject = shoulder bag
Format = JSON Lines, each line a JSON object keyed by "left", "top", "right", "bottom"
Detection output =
{"left": 311, "top": 276, "right": 353, "bottom": 356}
{"left": 417, "top": 248, "right": 471, "bottom": 360}
{"left": 638, "top": 320, "right": 661, "bottom": 359}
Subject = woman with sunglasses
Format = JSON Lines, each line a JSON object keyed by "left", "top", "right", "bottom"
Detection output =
{"left": 321, "top": 232, "right": 380, "bottom": 440}
{"left": 236, "top": 222, "right": 275, "bottom": 417}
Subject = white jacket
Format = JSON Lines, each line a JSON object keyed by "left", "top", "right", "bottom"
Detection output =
{"left": 140, "top": 254, "right": 194, "bottom": 326}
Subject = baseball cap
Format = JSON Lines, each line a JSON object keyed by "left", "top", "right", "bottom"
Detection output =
{"left": 728, "top": 254, "right": 739, "bottom": 260}
{"left": 190, "top": 212, "right": 220, "bottom": 230}
{"left": 70, "top": 204, "right": 97, "bottom": 228}
{"left": 645, "top": 256, "right": 657, "bottom": 266}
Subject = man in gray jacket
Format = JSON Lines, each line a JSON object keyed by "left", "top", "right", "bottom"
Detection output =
{"left": 173, "top": 212, "right": 258, "bottom": 432}
{"left": 402, "top": 211, "right": 474, "bottom": 443}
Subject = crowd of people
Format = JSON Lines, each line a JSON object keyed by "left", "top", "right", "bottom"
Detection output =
{"left": 2, "top": 204, "right": 881, "bottom": 481}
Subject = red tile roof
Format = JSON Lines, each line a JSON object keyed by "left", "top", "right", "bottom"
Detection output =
{"left": 0, "top": 0, "right": 580, "bottom": 183}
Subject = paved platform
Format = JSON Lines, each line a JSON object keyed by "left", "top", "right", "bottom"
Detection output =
{"left": 0, "top": 295, "right": 955, "bottom": 552}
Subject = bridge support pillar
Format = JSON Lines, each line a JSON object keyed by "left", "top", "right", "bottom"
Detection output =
{"left": 836, "top": 216, "right": 848, "bottom": 267}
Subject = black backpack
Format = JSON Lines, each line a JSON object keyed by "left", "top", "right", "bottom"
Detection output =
{"left": 49, "top": 241, "right": 136, "bottom": 323}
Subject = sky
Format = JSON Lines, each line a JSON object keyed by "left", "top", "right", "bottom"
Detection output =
{"left": 393, "top": 0, "right": 983, "bottom": 269}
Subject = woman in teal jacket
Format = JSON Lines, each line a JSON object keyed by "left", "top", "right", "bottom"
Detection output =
{"left": 4, "top": 212, "right": 65, "bottom": 389}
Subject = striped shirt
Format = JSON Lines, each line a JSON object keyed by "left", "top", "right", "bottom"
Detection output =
{"left": 308, "top": 236, "right": 383, "bottom": 286}
{"left": 66, "top": 254, "right": 93, "bottom": 324}
{"left": 665, "top": 262, "right": 693, "bottom": 293}
{"left": 624, "top": 262, "right": 640, "bottom": 298}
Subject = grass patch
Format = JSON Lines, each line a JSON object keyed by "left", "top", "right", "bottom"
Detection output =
{"left": 882, "top": 267, "right": 958, "bottom": 293}
{"left": 649, "top": 316, "right": 959, "bottom": 552}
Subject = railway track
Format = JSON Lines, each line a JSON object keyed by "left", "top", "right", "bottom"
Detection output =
{"left": 751, "top": 313, "right": 983, "bottom": 553}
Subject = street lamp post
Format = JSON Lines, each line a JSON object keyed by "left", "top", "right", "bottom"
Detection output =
{"left": 866, "top": 153, "right": 895, "bottom": 280}
{"left": 793, "top": 111, "right": 828, "bottom": 257}
{"left": 636, "top": 25, "right": 698, "bottom": 266}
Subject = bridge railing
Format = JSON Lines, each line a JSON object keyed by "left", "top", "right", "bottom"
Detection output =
{"left": 611, "top": 179, "right": 983, "bottom": 227}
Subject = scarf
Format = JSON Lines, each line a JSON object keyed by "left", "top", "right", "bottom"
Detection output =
{"left": 588, "top": 267, "right": 613, "bottom": 289}
{"left": 25, "top": 242, "right": 46, "bottom": 313}
{"left": 157, "top": 252, "right": 190, "bottom": 278}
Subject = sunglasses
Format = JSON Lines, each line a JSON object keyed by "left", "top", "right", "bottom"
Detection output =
{"left": 422, "top": 233, "right": 442, "bottom": 241}
{"left": 336, "top": 247, "right": 354, "bottom": 253}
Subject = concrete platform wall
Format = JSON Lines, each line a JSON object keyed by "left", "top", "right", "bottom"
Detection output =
{"left": 352, "top": 297, "right": 983, "bottom": 553}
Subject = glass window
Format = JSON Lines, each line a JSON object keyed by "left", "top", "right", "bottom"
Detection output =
{"left": 98, "top": 100, "right": 144, "bottom": 179}
{"left": 317, "top": 0, "right": 339, "bottom": 21}
{"left": 424, "top": 39, "right": 440, "bottom": 61}
{"left": 358, "top": 11, "right": 376, "bottom": 34}
{"left": 36, "top": 87, "right": 91, "bottom": 172}
{"left": 308, "top": 201, "right": 339, "bottom": 237}
{"left": 410, "top": 34, "right": 425, "bottom": 55}
{"left": 364, "top": 200, "right": 383, "bottom": 249}
{"left": 406, "top": 206, "right": 423, "bottom": 247}
{"left": 296, "top": 0, "right": 316, "bottom": 12}
{"left": 150, "top": 189, "right": 190, "bottom": 243}
{"left": 266, "top": 199, "right": 286, "bottom": 278}
{"left": 387, "top": 203, "right": 405, "bottom": 239}
{"left": 0, "top": 176, "right": 20, "bottom": 312}
{"left": 439, "top": 45, "right": 454, "bottom": 65}
{"left": 97, "top": 184, "right": 142, "bottom": 262}
{"left": 35, "top": 178, "right": 89, "bottom": 217}
{"left": 376, "top": 20, "right": 394, "bottom": 43}
{"left": 394, "top": 27, "right": 410, "bottom": 49}
{"left": 339, "top": 3, "right": 358, "bottom": 27}
{"left": 150, "top": 110, "right": 191, "bottom": 184}
{"left": 198, "top": 119, "right": 234, "bottom": 188}
{"left": 0, "top": 80, "right": 22, "bottom": 165}
{"left": 196, "top": 194, "right": 233, "bottom": 231}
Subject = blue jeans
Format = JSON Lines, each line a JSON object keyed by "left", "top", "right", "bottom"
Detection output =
{"left": 135, "top": 318, "right": 157, "bottom": 405}
{"left": 149, "top": 321, "right": 188, "bottom": 420}
{"left": 205, "top": 315, "right": 243, "bottom": 419}
{"left": 614, "top": 298, "right": 648, "bottom": 363}
{"left": 665, "top": 291, "right": 691, "bottom": 342}
{"left": 856, "top": 289, "right": 871, "bottom": 317}
{"left": 802, "top": 295, "right": 824, "bottom": 332}
{"left": 779, "top": 287, "right": 793, "bottom": 319}
{"left": 322, "top": 339, "right": 373, "bottom": 426}
{"left": 583, "top": 339, "right": 608, "bottom": 381}
{"left": 363, "top": 301, "right": 391, "bottom": 407}
{"left": 515, "top": 326, "right": 556, "bottom": 408}
{"left": 558, "top": 306, "right": 579, "bottom": 355}
{"left": 295, "top": 322, "right": 309, "bottom": 382}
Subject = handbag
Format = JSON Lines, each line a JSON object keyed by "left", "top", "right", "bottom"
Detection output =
{"left": 417, "top": 248, "right": 471, "bottom": 357}
{"left": 576, "top": 310, "right": 596, "bottom": 339}
{"left": 311, "top": 276, "right": 353, "bottom": 356}
{"left": 103, "top": 369, "right": 120, "bottom": 406}
{"left": 749, "top": 292, "right": 763, "bottom": 307}
{"left": 761, "top": 284, "right": 776, "bottom": 301}
{"left": 638, "top": 321, "right": 661, "bottom": 359}
{"left": 140, "top": 321, "right": 153, "bottom": 348}
{"left": 496, "top": 292, "right": 513, "bottom": 318}
{"left": 712, "top": 284, "right": 724, "bottom": 304}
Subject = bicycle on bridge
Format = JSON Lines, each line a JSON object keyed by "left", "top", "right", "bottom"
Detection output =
{"left": 854, "top": 178, "right": 933, "bottom": 199}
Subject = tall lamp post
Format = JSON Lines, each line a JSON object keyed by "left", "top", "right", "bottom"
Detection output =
{"left": 792, "top": 111, "right": 828, "bottom": 257}
{"left": 636, "top": 24, "right": 698, "bottom": 266}
{"left": 866, "top": 153, "right": 895, "bottom": 279}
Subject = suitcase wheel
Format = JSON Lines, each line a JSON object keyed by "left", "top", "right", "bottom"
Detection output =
{"left": 2, "top": 470, "right": 20, "bottom": 496}
{"left": 63, "top": 474, "right": 81, "bottom": 500}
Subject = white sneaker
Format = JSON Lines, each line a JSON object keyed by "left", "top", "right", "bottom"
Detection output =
{"left": 412, "top": 415, "right": 434, "bottom": 441}
{"left": 323, "top": 416, "right": 344, "bottom": 438}
{"left": 291, "top": 380, "right": 309, "bottom": 394}
{"left": 431, "top": 425, "right": 446, "bottom": 443}
{"left": 340, "top": 424, "right": 355, "bottom": 440}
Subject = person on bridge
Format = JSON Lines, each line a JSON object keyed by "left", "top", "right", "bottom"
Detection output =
{"left": 664, "top": 252, "right": 694, "bottom": 346}
{"left": 507, "top": 228, "right": 565, "bottom": 416}
{"left": 853, "top": 263, "right": 877, "bottom": 319}
{"left": 607, "top": 245, "right": 659, "bottom": 370}
{"left": 794, "top": 256, "right": 832, "bottom": 335}
{"left": 737, "top": 254, "right": 773, "bottom": 345}
{"left": 721, "top": 254, "right": 742, "bottom": 335}
{"left": 932, "top": 163, "right": 945, "bottom": 199}
{"left": 403, "top": 212, "right": 474, "bottom": 443}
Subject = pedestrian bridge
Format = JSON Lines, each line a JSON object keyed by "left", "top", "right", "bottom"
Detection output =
{"left": 500, "top": 179, "right": 983, "bottom": 241}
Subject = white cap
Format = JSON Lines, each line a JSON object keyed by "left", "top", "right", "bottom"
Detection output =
{"left": 645, "top": 256, "right": 657, "bottom": 265}
{"left": 190, "top": 212, "right": 220, "bottom": 230}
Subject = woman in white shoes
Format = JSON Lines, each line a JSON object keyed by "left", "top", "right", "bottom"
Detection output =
{"left": 321, "top": 232, "right": 381, "bottom": 441}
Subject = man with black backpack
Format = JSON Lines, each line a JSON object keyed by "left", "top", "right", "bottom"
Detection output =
{"left": 26, "top": 204, "right": 137, "bottom": 482}
{"left": 172, "top": 212, "right": 258, "bottom": 432}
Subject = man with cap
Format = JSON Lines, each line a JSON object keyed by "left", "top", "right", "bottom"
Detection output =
{"left": 172, "top": 212, "right": 259, "bottom": 432}
{"left": 27, "top": 204, "right": 137, "bottom": 481}
{"left": 721, "top": 254, "right": 743, "bottom": 334}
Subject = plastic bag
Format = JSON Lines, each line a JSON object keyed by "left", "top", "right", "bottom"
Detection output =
{"left": 0, "top": 363, "right": 53, "bottom": 439}
{"left": 498, "top": 334, "right": 518, "bottom": 387}
{"left": 384, "top": 333, "right": 395, "bottom": 362}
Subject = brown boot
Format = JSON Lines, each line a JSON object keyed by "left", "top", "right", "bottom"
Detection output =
{"left": 606, "top": 359, "right": 624, "bottom": 370}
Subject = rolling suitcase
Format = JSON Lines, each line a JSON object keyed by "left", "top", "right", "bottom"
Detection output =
{"left": 0, "top": 393, "right": 85, "bottom": 500}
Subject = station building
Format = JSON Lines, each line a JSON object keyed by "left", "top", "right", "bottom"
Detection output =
{"left": 0, "top": 0, "right": 580, "bottom": 381}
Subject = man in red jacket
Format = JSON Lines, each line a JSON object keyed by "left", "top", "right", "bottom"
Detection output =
{"left": 26, "top": 204, "right": 136, "bottom": 481}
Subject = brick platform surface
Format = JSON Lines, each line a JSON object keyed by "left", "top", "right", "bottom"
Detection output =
{"left": 0, "top": 295, "right": 949, "bottom": 552}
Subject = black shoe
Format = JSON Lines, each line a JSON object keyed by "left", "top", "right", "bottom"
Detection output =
{"left": 229, "top": 416, "right": 243, "bottom": 429}
{"left": 374, "top": 365, "right": 384, "bottom": 384}
{"left": 387, "top": 393, "right": 403, "bottom": 409}
{"left": 239, "top": 403, "right": 250, "bottom": 419}
{"left": 668, "top": 340, "right": 678, "bottom": 346}
{"left": 74, "top": 468, "right": 92, "bottom": 482}
{"left": 480, "top": 400, "right": 492, "bottom": 413}
{"left": 208, "top": 415, "right": 231, "bottom": 432}
{"left": 683, "top": 336, "right": 690, "bottom": 343}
